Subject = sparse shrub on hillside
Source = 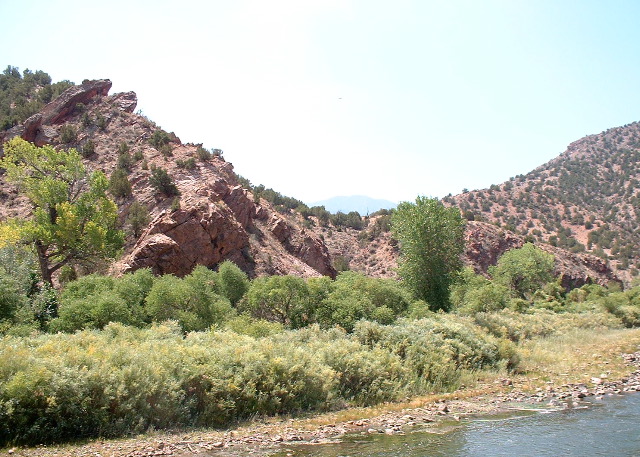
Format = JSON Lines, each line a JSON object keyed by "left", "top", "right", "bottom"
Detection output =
{"left": 149, "top": 129, "right": 170, "bottom": 150}
{"left": 176, "top": 157, "right": 196, "bottom": 170}
{"left": 108, "top": 168, "right": 132, "bottom": 198}
{"left": 0, "top": 66, "right": 73, "bottom": 131}
{"left": 59, "top": 124, "right": 77, "bottom": 144}
{"left": 331, "top": 211, "right": 364, "bottom": 230}
{"left": 160, "top": 144, "right": 173, "bottom": 157}
{"left": 149, "top": 165, "right": 179, "bottom": 197}
{"left": 196, "top": 146, "right": 211, "bottom": 161}
{"left": 170, "top": 197, "right": 181, "bottom": 211}
{"left": 81, "top": 112, "right": 91, "bottom": 127}
{"left": 116, "top": 150, "right": 133, "bottom": 172}
{"left": 81, "top": 139, "right": 95, "bottom": 157}
{"left": 126, "top": 201, "right": 150, "bottom": 238}
{"left": 333, "top": 255, "right": 351, "bottom": 272}
{"left": 96, "top": 113, "right": 107, "bottom": 131}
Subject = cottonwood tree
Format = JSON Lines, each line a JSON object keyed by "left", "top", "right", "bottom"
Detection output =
{"left": 0, "top": 138, "right": 124, "bottom": 286}
{"left": 391, "top": 196, "right": 465, "bottom": 311}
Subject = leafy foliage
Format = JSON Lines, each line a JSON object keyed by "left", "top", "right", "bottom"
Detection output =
{"left": 0, "top": 138, "right": 124, "bottom": 285}
{"left": 126, "top": 201, "right": 150, "bottom": 238}
{"left": 215, "top": 260, "right": 250, "bottom": 305}
{"left": 0, "top": 316, "right": 510, "bottom": 445}
{"left": 108, "top": 168, "right": 132, "bottom": 198}
{"left": 392, "top": 197, "right": 465, "bottom": 310}
{"left": 489, "top": 243, "right": 555, "bottom": 299}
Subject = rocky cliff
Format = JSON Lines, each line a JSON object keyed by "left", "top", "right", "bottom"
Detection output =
{"left": 0, "top": 80, "right": 336, "bottom": 279}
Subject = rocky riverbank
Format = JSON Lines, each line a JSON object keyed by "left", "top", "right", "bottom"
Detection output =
{"left": 4, "top": 350, "right": 640, "bottom": 457}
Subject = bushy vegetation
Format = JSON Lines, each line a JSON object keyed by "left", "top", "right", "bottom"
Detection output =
{"left": 0, "top": 66, "right": 73, "bottom": 131}
{"left": 149, "top": 165, "right": 179, "bottom": 197}
{"left": 0, "top": 237, "right": 638, "bottom": 446}
{"left": 0, "top": 315, "right": 512, "bottom": 444}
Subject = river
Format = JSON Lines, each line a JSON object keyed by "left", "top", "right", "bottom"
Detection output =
{"left": 265, "top": 393, "right": 640, "bottom": 457}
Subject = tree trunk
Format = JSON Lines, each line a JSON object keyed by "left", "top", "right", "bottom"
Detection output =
{"left": 35, "top": 241, "right": 53, "bottom": 286}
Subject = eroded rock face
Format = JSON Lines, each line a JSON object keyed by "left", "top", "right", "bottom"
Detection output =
{"left": 464, "top": 221, "right": 523, "bottom": 274}
{"left": 110, "top": 91, "right": 137, "bottom": 113}
{"left": 41, "top": 79, "right": 112, "bottom": 125}
{"left": 539, "top": 244, "right": 620, "bottom": 290}
{"left": 123, "top": 204, "right": 249, "bottom": 276}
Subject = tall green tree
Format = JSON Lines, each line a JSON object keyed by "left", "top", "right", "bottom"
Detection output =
{"left": 0, "top": 138, "right": 124, "bottom": 285}
{"left": 391, "top": 196, "right": 465, "bottom": 311}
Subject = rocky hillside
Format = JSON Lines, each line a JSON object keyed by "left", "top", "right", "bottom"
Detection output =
{"left": 443, "top": 122, "right": 640, "bottom": 282}
{"left": 0, "top": 74, "right": 627, "bottom": 289}
{"left": 0, "top": 79, "right": 335, "bottom": 279}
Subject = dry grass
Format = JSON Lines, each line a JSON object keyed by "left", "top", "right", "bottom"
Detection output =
{"left": 513, "top": 327, "right": 640, "bottom": 390}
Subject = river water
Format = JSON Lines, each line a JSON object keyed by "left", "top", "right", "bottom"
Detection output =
{"left": 267, "top": 393, "right": 640, "bottom": 457}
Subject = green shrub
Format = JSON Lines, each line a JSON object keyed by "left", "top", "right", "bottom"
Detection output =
{"left": 81, "top": 139, "right": 95, "bottom": 157}
{"left": 108, "top": 168, "right": 132, "bottom": 198}
{"left": 196, "top": 146, "right": 211, "bottom": 161}
{"left": 59, "top": 124, "right": 77, "bottom": 144}
{"left": 224, "top": 314, "right": 284, "bottom": 337}
{"left": 241, "top": 275, "right": 312, "bottom": 327}
{"left": 0, "top": 315, "right": 517, "bottom": 445}
{"left": 145, "top": 271, "right": 233, "bottom": 332}
{"left": 489, "top": 243, "right": 555, "bottom": 299}
{"left": 176, "top": 157, "right": 196, "bottom": 170}
{"left": 116, "top": 151, "right": 133, "bottom": 171}
{"left": 126, "top": 201, "right": 150, "bottom": 238}
{"left": 96, "top": 113, "right": 107, "bottom": 130}
{"left": 149, "top": 166, "right": 179, "bottom": 196}
{"left": 215, "top": 260, "right": 249, "bottom": 305}
{"left": 149, "top": 129, "right": 170, "bottom": 149}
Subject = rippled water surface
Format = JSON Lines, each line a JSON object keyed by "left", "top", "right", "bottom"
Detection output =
{"left": 268, "top": 393, "right": 640, "bottom": 457}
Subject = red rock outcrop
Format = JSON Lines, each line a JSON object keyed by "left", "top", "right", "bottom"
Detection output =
{"left": 123, "top": 203, "right": 249, "bottom": 276}
{"left": 464, "top": 221, "right": 523, "bottom": 274}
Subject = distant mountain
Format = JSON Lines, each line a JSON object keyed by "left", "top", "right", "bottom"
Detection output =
{"left": 309, "top": 195, "right": 397, "bottom": 215}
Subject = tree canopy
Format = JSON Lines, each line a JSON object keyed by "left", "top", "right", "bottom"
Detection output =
{"left": 489, "top": 243, "right": 555, "bottom": 299}
{"left": 391, "top": 196, "right": 465, "bottom": 311}
{"left": 0, "top": 138, "right": 124, "bottom": 285}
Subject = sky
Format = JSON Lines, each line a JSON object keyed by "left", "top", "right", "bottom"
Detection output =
{"left": 2, "top": 0, "right": 640, "bottom": 204}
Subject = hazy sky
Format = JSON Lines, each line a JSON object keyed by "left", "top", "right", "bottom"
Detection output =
{"left": 2, "top": 0, "right": 640, "bottom": 204}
